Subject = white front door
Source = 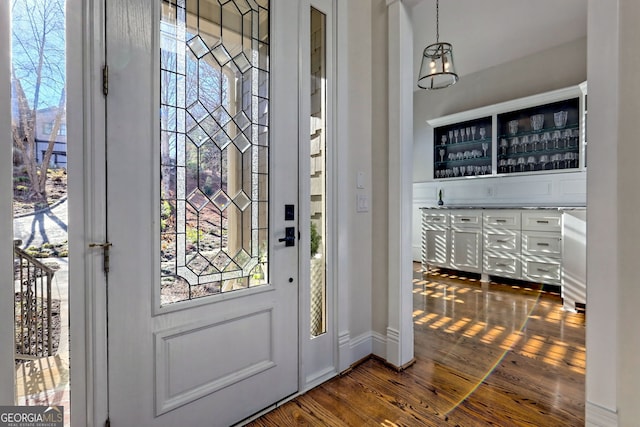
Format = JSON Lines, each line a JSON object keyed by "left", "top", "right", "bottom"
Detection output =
{"left": 105, "top": 1, "right": 299, "bottom": 425}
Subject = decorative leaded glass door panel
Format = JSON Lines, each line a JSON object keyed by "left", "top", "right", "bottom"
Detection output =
{"left": 105, "top": 1, "right": 299, "bottom": 425}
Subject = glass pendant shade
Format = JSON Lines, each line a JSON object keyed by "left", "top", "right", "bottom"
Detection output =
{"left": 417, "top": 41, "right": 458, "bottom": 90}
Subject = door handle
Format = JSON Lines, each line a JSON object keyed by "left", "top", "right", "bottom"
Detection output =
{"left": 278, "top": 227, "right": 296, "bottom": 247}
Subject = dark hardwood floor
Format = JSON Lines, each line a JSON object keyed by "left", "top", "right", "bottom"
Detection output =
{"left": 248, "top": 264, "right": 585, "bottom": 426}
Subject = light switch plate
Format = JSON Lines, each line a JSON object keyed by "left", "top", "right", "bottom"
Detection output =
{"left": 356, "top": 194, "right": 369, "bottom": 212}
{"left": 356, "top": 171, "right": 365, "bottom": 189}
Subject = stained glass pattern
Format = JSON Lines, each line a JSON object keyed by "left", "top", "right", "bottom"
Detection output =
{"left": 160, "top": 0, "right": 269, "bottom": 305}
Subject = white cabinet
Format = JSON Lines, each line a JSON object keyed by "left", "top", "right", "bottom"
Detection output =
{"left": 421, "top": 211, "right": 449, "bottom": 269}
{"left": 562, "top": 209, "right": 586, "bottom": 311}
{"left": 421, "top": 207, "right": 587, "bottom": 311}
{"left": 521, "top": 211, "right": 562, "bottom": 285}
{"left": 450, "top": 211, "right": 482, "bottom": 273}
{"left": 483, "top": 210, "right": 521, "bottom": 279}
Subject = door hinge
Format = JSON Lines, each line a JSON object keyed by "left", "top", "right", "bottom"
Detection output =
{"left": 89, "top": 242, "right": 113, "bottom": 273}
{"left": 102, "top": 65, "right": 109, "bottom": 96}
{"left": 105, "top": 418, "right": 110, "bottom": 427}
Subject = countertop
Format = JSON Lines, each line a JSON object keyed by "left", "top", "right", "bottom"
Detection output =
{"left": 420, "top": 206, "right": 586, "bottom": 210}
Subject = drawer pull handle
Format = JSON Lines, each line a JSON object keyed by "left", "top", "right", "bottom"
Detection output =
{"left": 433, "top": 218, "right": 441, "bottom": 221}
{"left": 536, "top": 242, "right": 550, "bottom": 247}
{"left": 537, "top": 268, "right": 550, "bottom": 273}
{"left": 495, "top": 263, "right": 509, "bottom": 267}
{"left": 536, "top": 220, "right": 550, "bottom": 224}
{"left": 460, "top": 218, "right": 471, "bottom": 222}
{"left": 496, "top": 239, "right": 508, "bottom": 243}
{"left": 495, "top": 219, "right": 507, "bottom": 223}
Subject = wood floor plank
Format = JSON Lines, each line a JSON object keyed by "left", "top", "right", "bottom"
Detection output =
{"left": 248, "top": 266, "right": 585, "bottom": 426}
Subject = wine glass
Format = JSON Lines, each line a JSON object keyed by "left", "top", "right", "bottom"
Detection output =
{"left": 563, "top": 130, "right": 572, "bottom": 148}
{"left": 460, "top": 165, "right": 466, "bottom": 176}
{"left": 527, "top": 156, "right": 537, "bottom": 171}
{"left": 439, "top": 148, "right": 445, "bottom": 162}
{"left": 453, "top": 166, "right": 459, "bottom": 177}
{"left": 552, "top": 130, "right": 562, "bottom": 149}
{"left": 530, "top": 134, "right": 540, "bottom": 151}
{"left": 521, "top": 135, "right": 530, "bottom": 152}
{"left": 541, "top": 132, "right": 551, "bottom": 150}
{"left": 508, "top": 120, "right": 519, "bottom": 135}
{"left": 499, "top": 159, "right": 507, "bottom": 174}
{"left": 482, "top": 142, "right": 489, "bottom": 157}
{"left": 465, "top": 127, "right": 471, "bottom": 141}
{"left": 517, "top": 157, "right": 526, "bottom": 172}
{"left": 539, "top": 154, "right": 549, "bottom": 170}
{"left": 448, "top": 130, "right": 453, "bottom": 143}
{"left": 510, "top": 137, "right": 520, "bottom": 154}
{"left": 507, "top": 158, "right": 517, "bottom": 173}
{"left": 500, "top": 138, "right": 509, "bottom": 156}
{"left": 471, "top": 126, "right": 477, "bottom": 140}
{"left": 479, "top": 127, "right": 486, "bottom": 140}
{"left": 441, "top": 135, "right": 448, "bottom": 145}
{"left": 454, "top": 129, "right": 459, "bottom": 143}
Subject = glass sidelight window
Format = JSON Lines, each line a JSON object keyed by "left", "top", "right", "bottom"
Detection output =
{"left": 309, "top": 7, "right": 326, "bottom": 337}
{"left": 160, "top": 0, "right": 269, "bottom": 305}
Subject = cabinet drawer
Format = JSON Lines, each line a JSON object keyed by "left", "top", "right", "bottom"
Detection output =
{"left": 485, "top": 230, "right": 520, "bottom": 251}
{"left": 522, "top": 211, "right": 562, "bottom": 231}
{"left": 522, "top": 258, "right": 562, "bottom": 284}
{"left": 484, "top": 252, "right": 521, "bottom": 278}
{"left": 483, "top": 210, "right": 521, "bottom": 230}
{"left": 522, "top": 231, "right": 562, "bottom": 257}
{"left": 450, "top": 210, "right": 482, "bottom": 227}
{"left": 422, "top": 211, "right": 449, "bottom": 227}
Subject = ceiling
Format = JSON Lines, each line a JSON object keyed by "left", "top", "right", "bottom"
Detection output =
{"left": 409, "top": 0, "right": 587, "bottom": 86}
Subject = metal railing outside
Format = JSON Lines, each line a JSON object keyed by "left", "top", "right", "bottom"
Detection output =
{"left": 13, "top": 239, "right": 55, "bottom": 358}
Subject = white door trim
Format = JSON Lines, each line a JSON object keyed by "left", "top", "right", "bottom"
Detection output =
{"left": 69, "top": 0, "right": 109, "bottom": 425}
{"left": 0, "top": 0, "right": 15, "bottom": 405}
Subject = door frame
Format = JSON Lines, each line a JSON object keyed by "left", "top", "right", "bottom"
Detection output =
{"left": 68, "top": 0, "right": 108, "bottom": 425}
{"left": 0, "top": 0, "right": 15, "bottom": 405}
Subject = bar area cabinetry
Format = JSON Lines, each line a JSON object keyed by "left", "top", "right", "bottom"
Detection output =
{"left": 421, "top": 207, "right": 586, "bottom": 312}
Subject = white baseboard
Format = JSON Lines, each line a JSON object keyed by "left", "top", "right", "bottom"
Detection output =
{"left": 586, "top": 401, "right": 618, "bottom": 427}
{"left": 349, "top": 331, "right": 373, "bottom": 363}
{"left": 372, "top": 330, "right": 387, "bottom": 358}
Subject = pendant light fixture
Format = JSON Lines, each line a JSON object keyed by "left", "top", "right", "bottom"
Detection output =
{"left": 417, "top": 0, "right": 458, "bottom": 90}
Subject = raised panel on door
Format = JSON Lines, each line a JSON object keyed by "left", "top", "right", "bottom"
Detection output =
{"left": 105, "top": 1, "right": 300, "bottom": 425}
{"left": 450, "top": 228, "right": 482, "bottom": 273}
{"left": 423, "top": 228, "right": 449, "bottom": 267}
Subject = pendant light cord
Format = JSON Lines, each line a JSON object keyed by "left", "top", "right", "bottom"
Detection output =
{"left": 436, "top": 0, "right": 440, "bottom": 43}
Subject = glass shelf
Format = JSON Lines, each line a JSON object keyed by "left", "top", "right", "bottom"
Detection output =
{"left": 496, "top": 97, "right": 580, "bottom": 175}
{"left": 433, "top": 116, "right": 492, "bottom": 180}
{"left": 435, "top": 137, "right": 492, "bottom": 149}
{"left": 435, "top": 156, "right": 491, "bottom": 166}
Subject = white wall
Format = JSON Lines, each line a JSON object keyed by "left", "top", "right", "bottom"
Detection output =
{"left": 616, "top": 0, "right": 640, "bottom": 423}
{"left": 337, "top": 0, "right": 374, "bottom": 364}
{"left": 585, "top": 1, "right": 618, "bottom": 424}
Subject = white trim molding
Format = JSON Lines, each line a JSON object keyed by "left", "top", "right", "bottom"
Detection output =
{"left": 386, "top": 0, "right": 415, "bottom": 369}
{"left": 586, "top": 401, "right": 618, "bottom": 427}
{"left": 337, "top": 330, "right": 351, "bottom": 372}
